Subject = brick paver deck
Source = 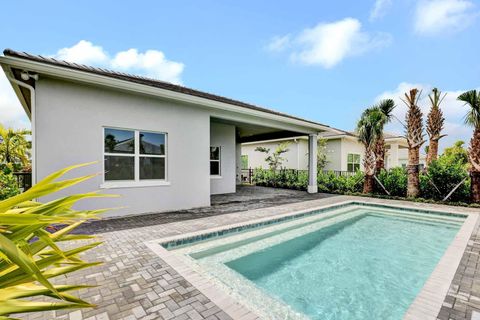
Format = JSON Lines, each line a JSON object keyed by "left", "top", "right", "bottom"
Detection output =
{"left": 438, "top": 217, "right": 480, "bottom": 320}
{"left": 16, "top": 187, "right": 480, "bottom": 320}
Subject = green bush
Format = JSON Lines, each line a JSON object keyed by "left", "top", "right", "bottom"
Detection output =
{"left": 251, "top": 160, "right": 472, "bottom": 205}
{"left": 252, "top": 169, "right": 364, "bottom": 193}
{"left": 0, "top": 170, "right": 20, "bottom": 200}
{"left": 317, "top": 171, "right": 364, "bottom": 194}
{"left": 376, "top": 167, "right": 408, "bottom": 197}
{"left": 420, "top": 159, "right": 469, "bottom": 202}
{"left": 253, "top": 169, "right": 308, "bottom": 190}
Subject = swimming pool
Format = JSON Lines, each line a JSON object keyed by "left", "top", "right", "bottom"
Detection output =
{"left": 151, "top": 202, "right": 470, "bottom": 320}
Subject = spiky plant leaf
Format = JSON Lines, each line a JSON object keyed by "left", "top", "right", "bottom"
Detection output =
{"left": 0, "top": 163, "right": 115, "bottom": 318}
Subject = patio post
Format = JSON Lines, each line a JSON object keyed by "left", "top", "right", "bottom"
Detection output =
{"left": 308, "top": 133, "right": 318, "bottom": 193}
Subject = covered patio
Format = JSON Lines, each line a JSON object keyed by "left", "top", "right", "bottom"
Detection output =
{"left": 210, "top": 116, "right": 330, "bottom": 196}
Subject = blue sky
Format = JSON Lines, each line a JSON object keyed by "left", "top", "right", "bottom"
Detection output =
{"left": 1, "top": 0, "right": 479, "bottom": 150}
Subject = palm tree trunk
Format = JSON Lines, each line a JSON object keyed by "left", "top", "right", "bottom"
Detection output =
{"left": 363, "top": 147, "right": 376, "bottom": 194}
{"left": 407, "top": 146, "right": 420, "bottom": 197}
{"left": 426, "top": 139, "right": 439, "bottom": 166}
{"left": 363, "top": 174, "right": 374, "bottom": 193}
{"left": 471, "top": 172, "right": 480, "bottom": 203}
{"left": 470, "top": 127, "right": 480, "bottom": 203}
{"left": 375, "top": 138, "right": 385, "bottom": 171}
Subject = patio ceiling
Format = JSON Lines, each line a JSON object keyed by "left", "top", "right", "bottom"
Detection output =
{"left": 211, "top": 117, "right": 308, "bottom": 143}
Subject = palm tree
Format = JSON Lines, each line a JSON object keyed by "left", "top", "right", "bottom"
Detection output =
{"left": 457, "top": 90, "right": 480, "bottom": 202}
{"left": 426, "top": 88, "right": 446, "bottom": 166}
{"left": 373, "top": 99, "right": 396, "bottom": 171}
{"left": 402, "top": 89, "right": 425, "bottom": 198}
{"left": 0, "top": 124, "right": 31, "bottom": 167}
{"left": 357, "top": 108, "right": 384, "bottom": 193}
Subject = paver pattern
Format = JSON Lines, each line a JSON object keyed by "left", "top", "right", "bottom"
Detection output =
{"left": 16, "top": 186, "right": 480, "bottom": 320}
{"left": 438, "top": 217, "right": 480, "bottom": 320}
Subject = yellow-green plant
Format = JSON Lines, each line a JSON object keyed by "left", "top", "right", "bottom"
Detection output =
{"left": 0, "top": 163, "right": 116, "bottom": 319}
{"left": 0, "top": 124, "right": 31, "bottom": 168}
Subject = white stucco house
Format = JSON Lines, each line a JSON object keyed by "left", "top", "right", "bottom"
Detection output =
{"left": 0, "top": 49, "right": 342, "bottom": 217}
{"left": 241, "top": 130, "right": 426, "bottom": 172}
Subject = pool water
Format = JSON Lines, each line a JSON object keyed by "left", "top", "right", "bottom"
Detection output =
{"left": 170, "top": 205, "right": 465, "bottom": 320}
{"left": 225, "top": 212, "right": 460, "bottom": 320}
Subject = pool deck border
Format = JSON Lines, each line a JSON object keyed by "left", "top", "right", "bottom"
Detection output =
{"left": 404, "top": 208, "right": 478, "bottom": 320}
{"left": 145, "top": 198, "right": 479, "bottom": 320}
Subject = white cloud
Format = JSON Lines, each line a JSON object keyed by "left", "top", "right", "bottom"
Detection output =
{"left": 111, "top": 49, "right": 184, "bottom": 84}
{"left": 0, "top": 41, "right": 185, "bottom": 129}
{"left": 55, "top": 40, "right": 108, "bottom": 65}
{"left": 53, "top": 40, "right": 184, "bottom": 84}
{"left": 0, "top": 73, "right": 30, "bottom": 130}
{"left": 374, "top": 82, "right": 479, "bottom": 151}
{"left": 414, "top": 0, "right": 478, "bottom": 35}
{"left": 266, "top": 35, "right": 291, "bottom": 52}
{"left": 274, "top": 18, "right": 392, "bottom": 68}
{"left": 370, "top": 0, "right": 393, "bottom": 21}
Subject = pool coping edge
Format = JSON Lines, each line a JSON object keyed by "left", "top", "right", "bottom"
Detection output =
{"left": 403, "top": 209, "right": 478, "bottom": 320}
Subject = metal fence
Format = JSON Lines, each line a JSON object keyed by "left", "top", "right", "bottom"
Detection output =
{"left": 13, "top": 172, "right": 32, "bottom": 191}
{"left": 241, "top": 168, "right": 358, "bottom": 184}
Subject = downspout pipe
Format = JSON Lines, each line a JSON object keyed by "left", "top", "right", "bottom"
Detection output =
{"left": 6, "top": 73, "right": 37, "bottom": 185}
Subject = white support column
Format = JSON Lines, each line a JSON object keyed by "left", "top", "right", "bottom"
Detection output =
{"left": 308, "top": 133, "right": 318, "bottom": 193}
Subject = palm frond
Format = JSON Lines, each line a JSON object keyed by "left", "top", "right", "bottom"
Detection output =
{"left": 458, "top": 90, "right": 480, "bottom": 128}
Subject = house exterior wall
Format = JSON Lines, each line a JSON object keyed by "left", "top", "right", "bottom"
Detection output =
{"left": 241, "top": 136, "right": 425, "bottom": 172}
{"left": 340, "top": 138, "right": 365, "bottom": 171}
{"left": 323, "top": 138, "right": 343, "bottom": 171}
{"left": 210, "top": 122, "right": 236, "bottom": 195}
{"left": 241, "top": 139, "right": 305, "bottom": 170}
{"left": 35, "top": 77, "right": 211, "bottom": 217}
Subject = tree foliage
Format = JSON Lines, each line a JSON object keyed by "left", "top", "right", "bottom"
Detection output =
{"left": 255, "top": 142, "right": 290, "bottom": 171}
{"left": 0, "top": 124, "right": 31, "bottom": 170}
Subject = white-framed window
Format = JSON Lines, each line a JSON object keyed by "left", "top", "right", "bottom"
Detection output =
{"left": 210, "top": 146, "right": 221, "bottom": 176}
{"left": 104, "top": 127, "right": 167, "bottom": 183}
{"left": 347, "top": 153, "right": 360, "bottom": 172}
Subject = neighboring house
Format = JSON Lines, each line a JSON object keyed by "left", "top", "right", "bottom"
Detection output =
{"left": 0, "top": 49, "right": 341, "bottom": 217}
{"left": 241, "top": 130, "right": 426, "bottom": 172}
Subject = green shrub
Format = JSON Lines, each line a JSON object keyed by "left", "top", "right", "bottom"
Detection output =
{"left": 376, "top": 167, "right": 408, "bottom": 197}
{"left": 253, "top": 169, "right": 308, "bottom": 190}
{"left": 317, "top": 171, "right": 363, "bottom": 194}
{"left": 420, "top": 159, "right": 469, "bottom": 202}
{"left": 0, "top": 170, "right": 20, "bottom": 200}
{"left": 251, "top": 161, "right": 472, "bottom": 205}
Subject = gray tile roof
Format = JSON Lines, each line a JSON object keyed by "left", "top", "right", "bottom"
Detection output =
{"left": 3, "top": 49, "right": 335, "bottom": 130}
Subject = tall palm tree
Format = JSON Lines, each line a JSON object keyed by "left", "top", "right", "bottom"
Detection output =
{"left": 426, "top": 88, "right": 446, "bottom": 166}
{"left": 402, "top": 89, "right": 425, "bottom": 198}
{"left": 357, "top": 108, "right": 383, "bottom": 193}
{"left": 458, "top": 90, "right": 480, "bottom": 202}
{"left": 374, "top": 99, "right": 396, "bottom": 171}
{"left": 0, "top": 124, "right": 31, "bottom": 167}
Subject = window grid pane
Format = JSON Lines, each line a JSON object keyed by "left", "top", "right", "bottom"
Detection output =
{"left": 140, "top": 157, "right": 166, "bottom": 180}
{"left": 104, "top": 156, "right": 135, "bottom": 180}
{"left": 210, "top": 147, "right": 220, "bottom": 160}
{"left": 210, "top": 161, "right": 220, "bottom": 176}
{"left": 104, "top": 128, "right": 135, "bottom": 154}
{"left": 139, "top": 132, "right": 166, "bottom": 155}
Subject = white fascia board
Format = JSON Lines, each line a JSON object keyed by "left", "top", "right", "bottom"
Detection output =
{"left": 0, "top": 56, "right": 341, "bottom": 135}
